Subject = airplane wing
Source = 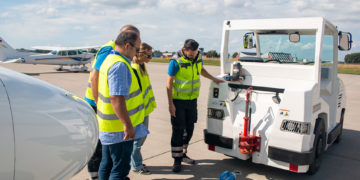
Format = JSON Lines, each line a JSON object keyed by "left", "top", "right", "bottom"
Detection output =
{"left": 32, "top": 46, "right": 100, "bottom": 51}
{"left": 1, "top": 58, "right": 25, "bottom": 63}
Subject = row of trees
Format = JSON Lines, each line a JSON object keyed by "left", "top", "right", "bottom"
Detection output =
{"left": 345, "top": 53, "right": 360, "bottom": 64}
{"left": 152, "top": 49, "right": 242, "bottom": 59}
{"left": 204, "top": 51, "right": 239, "bottom": 58}
{"left": 152, "top": 50, "right": 224, "bottom": 58}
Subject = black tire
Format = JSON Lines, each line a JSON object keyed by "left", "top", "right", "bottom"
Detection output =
{"left": 56, "top": 68, "right": 63, "bottom": 71}
{"left": 308, "top": 119, "right": 326, "bottom": 175}
{"left": 334, "top": 109, "right": 345, "bottom": 144}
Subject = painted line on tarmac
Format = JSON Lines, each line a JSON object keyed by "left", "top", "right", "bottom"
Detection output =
{"left": 143, "top": 138, "right": 204, "bottom": 161}
{"left": 143, "top": 139, "right": 360, "bottom": 164}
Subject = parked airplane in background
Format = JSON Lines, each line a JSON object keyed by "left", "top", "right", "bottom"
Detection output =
{"left": 0, "top": 36, "right": 99, "bottom": 72}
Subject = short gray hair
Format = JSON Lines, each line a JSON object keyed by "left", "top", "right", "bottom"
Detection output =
{"left": 115, "top": 30, "right": 139, "bottom": 46}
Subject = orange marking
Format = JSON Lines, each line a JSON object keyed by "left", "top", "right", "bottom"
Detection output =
{"left": 280, "top": 109, "right": 290, "bottom": 112}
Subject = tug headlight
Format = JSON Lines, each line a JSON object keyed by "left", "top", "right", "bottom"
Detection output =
{"left": 208, "top": 108, "right": 225, "bottom": 120}
{"left": 272, "top": 92, "right": 281, "bottom": 104}
{"left": 280, "top": 120, "right": 311, "bottom": 135}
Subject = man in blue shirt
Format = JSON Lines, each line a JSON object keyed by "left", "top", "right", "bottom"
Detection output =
{"left": 98, "top": 30, "right": 149, "bottom": 180}
{"left": 87, "top": 25, "right": 140, "bottom": 107}
{"left": 84, "top": 25, "right": 140, "bottom": 180}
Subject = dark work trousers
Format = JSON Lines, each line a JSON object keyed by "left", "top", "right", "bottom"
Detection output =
{"left": 88, "top": 106, "right": 102, "bottom": 173}
{"left": 171, "top": 99, "right": 197, "bottom": 162}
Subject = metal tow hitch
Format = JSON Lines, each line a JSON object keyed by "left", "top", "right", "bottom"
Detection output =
{"left": 239, "top": 87, "right": 261, "bottom": 154}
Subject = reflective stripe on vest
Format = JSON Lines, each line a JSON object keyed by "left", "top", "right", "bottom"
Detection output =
{"left": 173, "top": 86, "right": 200, "bottom": 93}
{"left": 174, "top": 79, "right": 200, "bottom": 85}
{"left": 97, "top": 53, "right": 144, "bottom": 133}
{"left": 84, "top": 41, "right": 115, "bottom": 105}
{"left": 131, "top": 63, "right": 157, "bottom": 116}
{"left": 172, "top": 55, "right": 202, "bottom": 100}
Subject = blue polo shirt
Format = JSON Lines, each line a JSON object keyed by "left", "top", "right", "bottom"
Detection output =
{"left": 84, "top": 45, "right": 113, "bottom": 107}
{"left": 94, "top": 46, "right": 113, "bottom": 70}
{"left": 99, "top": 50, "right": 149, "bottom": 145}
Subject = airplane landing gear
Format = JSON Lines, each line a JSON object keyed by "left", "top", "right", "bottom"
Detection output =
{"left": 80, "top": 65, "right": 88, "bottom": 72}
{"left": 54, "top": 65, "right": 63, "bottom": 71}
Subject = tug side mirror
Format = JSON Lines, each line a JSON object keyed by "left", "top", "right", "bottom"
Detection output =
{"left": 338, "top": 31, "right": 352, "bottom": 51}
{"left": 243, "top": 32, "right": 255, "bottom": 49}
{"left": 289, "top": 32, "right": 300, "bottom": 43}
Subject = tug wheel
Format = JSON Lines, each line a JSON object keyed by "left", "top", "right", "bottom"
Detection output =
{"left": 308, "top": 119, "right": 326, "bottom": 175}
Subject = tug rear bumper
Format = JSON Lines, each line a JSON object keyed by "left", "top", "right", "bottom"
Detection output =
{"left": 204, "top": 129, "right": 233, "bottom": 149}
{"left": 204, "top": 130, "right": 314, "bottom": 165}
{"left": 268, "top": 146, "right": 314, "bottom": 165}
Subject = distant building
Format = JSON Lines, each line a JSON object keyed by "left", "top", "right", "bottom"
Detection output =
{"left": 162, "top": 52, "right": 174, "bottom": 57}
{"left": 199, "top": 48, "right": 204, "bottom": 55}
{"left": 153, "top": 51, "right": 163, "bottom": 58}
{"left": 161, "top": 52, "right": 174, "bottom": 60}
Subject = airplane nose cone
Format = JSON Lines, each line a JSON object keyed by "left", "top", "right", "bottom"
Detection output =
{"left": 0, "top": 67, "right": 98, "bottom": 180}
{"left": 70, "top": 94, "right": 99, "bottom": 162}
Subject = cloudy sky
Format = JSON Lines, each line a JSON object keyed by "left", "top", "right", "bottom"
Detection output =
{"left": 0, "top": 0, "right": 359, "bottom": 60}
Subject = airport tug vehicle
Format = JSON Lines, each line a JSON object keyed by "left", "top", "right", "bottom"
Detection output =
{"left": 204, "top": 17, "right": 352, "bottom": 174}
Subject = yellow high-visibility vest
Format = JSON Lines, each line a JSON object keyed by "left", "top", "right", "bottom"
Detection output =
{"left": 131, "top": 63, "right": 157, "bottom": 116}
{"left": 84, "top": 41, "right": 115, "bottom": 106}
{"left": 172, "top": 54, "right": 202, "bottom": 100}
{"left": 97, "top": 53, "right": 144, "bottom": 132}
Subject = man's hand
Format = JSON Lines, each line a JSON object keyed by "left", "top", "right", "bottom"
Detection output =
{"left": 201, "top": 67, "right": 225, "bottom": 85}
{"left": 123, "top": 124, "right": 135, "bottom": 141}
{"left": 213, "top": 78, "right": 225, "bottom": 85}
{"left": 169, "top": 103, "right": 176, "bottom": 117}
{"left": 110, "top": 96, "right": 135, "bottom": 141}
{"left": 167, "top": 75, "right": 176, "bottom": 117}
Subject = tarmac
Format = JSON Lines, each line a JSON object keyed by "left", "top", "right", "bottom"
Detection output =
{"left": 1, "top": 62, "right": 360, "bottom": 180}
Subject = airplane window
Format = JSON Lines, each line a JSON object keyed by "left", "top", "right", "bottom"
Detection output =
{"left": 78, "top": 49, "right": 83, "bottom": 54}
{"left": 59, "top": 51, "right": 67, "bottom": 56}
{"left": 68, "top": 50, "right": 77, "bottom": 56}
{"left": 51, "top": 50, "right": 57, "bottom": 55}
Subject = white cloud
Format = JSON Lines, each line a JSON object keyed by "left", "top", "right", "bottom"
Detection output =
{"left": 0, "top": 0, "right": 359, "bottom": 54}
{"left": 0, "top": 12, "right": 10, "bottom": 18}
{"left": 138, "top": 24, "right": 159, "bottom": 30}
{"left": 224, "top": 0, "right": 251, "bottom": 7}
{"left": 178, "top": 0, "right": 221, "bottom": 15}
{"left": 353, "top": 41, "right": 359, "bottom": 48}
{"left": 302, "top": 43, "right": 315, "bottom": 50}
{"left": 72, "top": 26, "right": 84, "bottom": 30}
{"left": 159, "top": 0, "right": 222, "bottom": 15}
{"left": 36, "top": 7, "right": 59, "bottom": 17}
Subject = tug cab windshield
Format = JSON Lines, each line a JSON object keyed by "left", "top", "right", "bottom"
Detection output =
{"left": 238, "top": 31, "right": 334, "bottom": 65}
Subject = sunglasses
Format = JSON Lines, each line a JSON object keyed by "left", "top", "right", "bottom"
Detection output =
{"left": 128, "top": 42, "right": 140, "bottom": 53}
{"left": 138, "top": 51, "right": 152, "bottom": 59}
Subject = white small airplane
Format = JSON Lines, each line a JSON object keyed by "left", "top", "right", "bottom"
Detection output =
{"left": 0, "top": 66, "right": 98, "bottom": 179}
{"left": 0, "top": 36, "right": 99, "bottom": 72}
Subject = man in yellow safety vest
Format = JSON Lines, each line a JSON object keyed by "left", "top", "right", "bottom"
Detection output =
{"left": 166, "top": 39, "right": 223, "bottom": 172}
{"left": 97, "top": 30, "right": 148, "bottom": 179}
{"left": 84, "top": 25, "right": 140, "bottom": 180}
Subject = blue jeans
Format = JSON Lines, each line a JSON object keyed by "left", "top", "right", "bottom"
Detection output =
{"left": 130, "top": 116, "right": 149, "bottom": 170}
{"left": 98, "top": 140, "right": 134, "bottom": 180}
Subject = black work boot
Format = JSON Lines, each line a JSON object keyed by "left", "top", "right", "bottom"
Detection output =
{"left": 182, "top": 153, "right": 195, "bottom": 164}
{"left": 172, "top": 157, "right": 182, "bottom": 173}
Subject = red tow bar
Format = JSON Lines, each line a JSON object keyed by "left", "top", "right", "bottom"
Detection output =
{"left": 239, "top": 87, "right": 261, "bottom": 154}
